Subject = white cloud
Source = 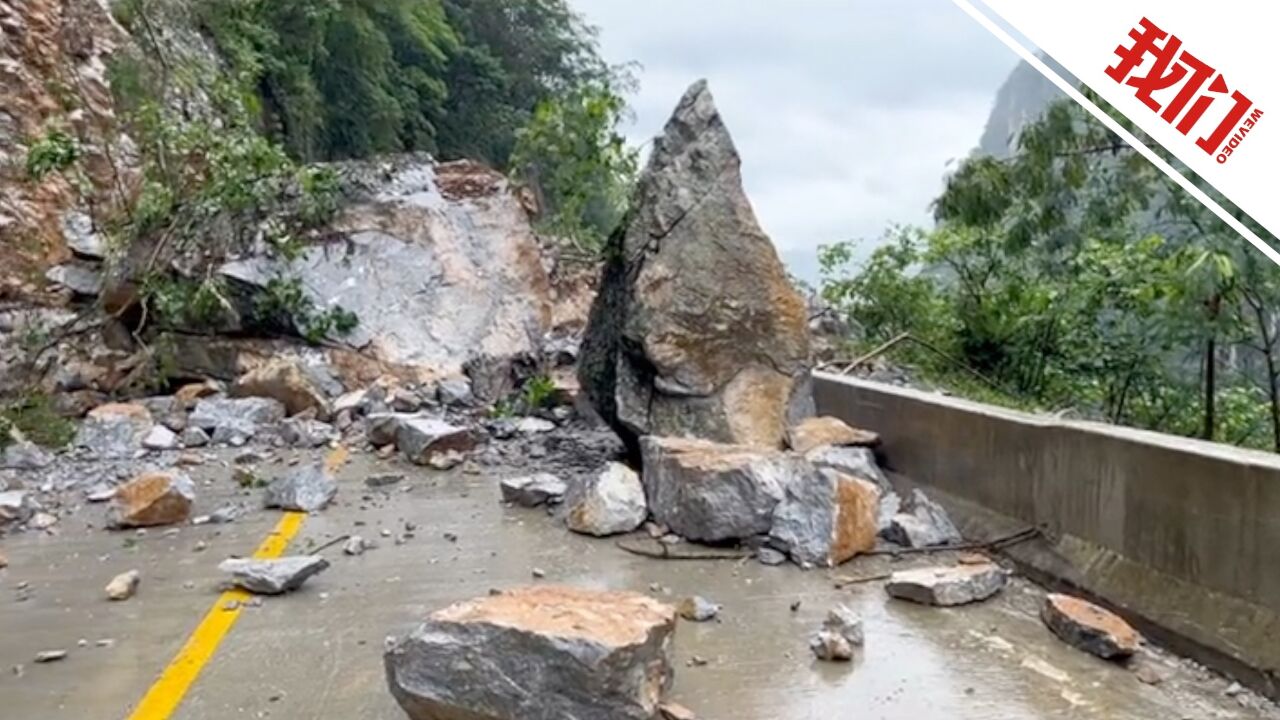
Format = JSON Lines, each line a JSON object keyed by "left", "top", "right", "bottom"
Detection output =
{"left": 572, "top": 0, "right": 1019, "bottom": 281}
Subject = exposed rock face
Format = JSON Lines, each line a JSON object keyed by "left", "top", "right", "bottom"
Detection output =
{"left": 385, "top": 586, "right": 677, "bottom": 720}
{"left": 108, "top": 471, "right": 194, "bottom": 528}
{"left": 885, "top": 564, "right": 1007, "bottom": 607}
{"left": 787, "top": 417, "right": 879, "bottom": 454}
{"left": 219, "top": 159, "right": 557, "bottom": 388}
{"left": 1041, "top": 594, "right": 1141, "bottom": 659}
{"left": 231, "top": 358, "right": 332, "bottom": 419}
{"left": 566, "top": 462, "right": 647, "bottom": 537}
{"left": 0, "top": 0, "right": 138, "bottom": 301}
{"left": 219, "top": 556, "right": 329, "bottom": 595}
{"left": 769, "top": 471, "right": 879, "bottom": 568}
{"left": 641, "top": 437, "right": 800, "bottom": 543}
{"left": 580, "top": 80, "right": 810, "bottom": 456}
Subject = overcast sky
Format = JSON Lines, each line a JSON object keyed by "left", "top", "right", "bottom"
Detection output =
{"left": 571, "top": 0, "right": 1020, "bottom": 282}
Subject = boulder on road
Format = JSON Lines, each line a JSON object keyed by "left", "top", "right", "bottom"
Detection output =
{"left": 0, "top": 490, "right": 36, "bottom": 525}
{"left": 566, "top": 462, "right": 647, "bottom": 537}
{"left": 882, "top": 489, "right": 963, "bottom": 548}
{"left": 769, "top": 470, "right": 879, "bottom": 568}
{"left": 885, "top": 564, "right": 1007, "bottom": 607}
{"left": 77, "top": 403, "right": 154, "bottom": 458}
{"left": 579, "top": 80, "right": 810, "bottom": 457}
{"left": 219, "top": 556, "right": 329, "bottom": 595}
{"left": 231, "top": 359, "right": 332, "bottom": 420}
{"left": 385, "top": 585, "right": 677, "bottom": 720}
{"left": 1040, "top": 593, "right": 1141, "bottom": 660}
{"left": 787, "top": 417, "right": 879, "bottom": 454}
{"left": 396, "top": 417, "right": 475, "bottom": 466}
{"left": 189, "top": 397, "right": 285, "bottom": 443}
{"left": 263, "top": 462, "right": 337, "bottom": 513}
{"left": 108, "top": 471, "right": 195, "bottom": 528}
{"left": 641, "top": 437, "right": 799, "bottom": 543}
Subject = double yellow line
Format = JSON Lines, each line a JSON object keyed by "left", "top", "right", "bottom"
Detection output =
{"left": 124, "top": 447, "right": 347, "bottom": 719}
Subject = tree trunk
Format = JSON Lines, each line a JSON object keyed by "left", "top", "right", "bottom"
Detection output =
{"left": 1202, "top": 334, "right": 1216, "bottom": 441}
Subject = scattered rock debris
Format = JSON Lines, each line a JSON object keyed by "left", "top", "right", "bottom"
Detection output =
{"left": 263, "top": 463, "right": 337, "bottom": 513}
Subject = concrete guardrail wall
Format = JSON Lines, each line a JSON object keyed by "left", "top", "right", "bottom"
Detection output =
{"left": 812, "top": 372, "right": 1280, "bottom": 695}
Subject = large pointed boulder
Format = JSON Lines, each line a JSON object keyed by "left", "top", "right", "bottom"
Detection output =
{"left": 579, "top": 80, "right": 810, "bottom": 457}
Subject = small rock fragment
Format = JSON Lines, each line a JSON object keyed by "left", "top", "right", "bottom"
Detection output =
{"left": 108, "top": 472, "right": 195, "bottom": 528}
{"left": 105, "top": 570, "right": 141, "bottom": 601}
{"left": 365, "top": 474, "right": 404, "bottom": 489}
{"left": 881, "top": 489, "right": 963, "bottom": 548}
{"left": 660, "top": 702, "right": 698, "bottom": 720}
{"left": 809, "top": 631, "right": 854, "bottom": 662}
{"left": 180, "top": 427, "right": 210, "bottom": 448}
{"left": 85, "top": 483, "right": 116, "bottom": 503}
{"left": 565, "top": 462, "right": 647, "bottom": 537}
{"left": 514, "top": 416, "right": 555, "bottom": 434}
{"left": 885, "top": 564, "right": 1007, "bottom": 606}
{"left": 1040, "top": 594, "right": 1140, "bottom": 660}
{"left": 218, "top": 556, "right": 329, "bottom": 595}
{"left": 263, "top": 463, "right": 337, "bottom": 513}
{"left": 34, "top": 650, "right": 67, "bottom": 663}
{"left": 499, "top": 473, "right": 568, "bottom": 507}
{"left": 678, "top": 596, "right": 721, "bottom": 622}
{"left": 142, "top": 425, "right": 179, "bottom": 451}
{"left": 426, "top": 450, "right": 465, "bottom": 470}
{"left": 787, "top": 417, "right": 879, "bottom": 454}
{"left": 343, "top": 536, "right": 368, "bottom": 556}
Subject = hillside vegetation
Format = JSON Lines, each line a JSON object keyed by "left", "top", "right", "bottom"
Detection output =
{"left": 821, "top": 94, "right": 1280, "bottom": 452}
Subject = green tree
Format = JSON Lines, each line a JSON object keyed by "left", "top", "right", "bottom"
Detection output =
{"left": 510, "top": 80, "right": 637, "bottom": 255}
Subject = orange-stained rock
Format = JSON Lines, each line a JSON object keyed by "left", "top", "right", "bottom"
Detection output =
{"left": 108, "top": 471, "right": 194, "bottom": 528}
{"left": 231, "top": 358, "right": 330, "bottom": 419}
{"left": 1041, "top": 594, "right": 1141, "bottom": 659}
{"left": 830, "top": 475, "right": 880, "bottom": 565}
{"left": 174, "top": 380, "right": 222, "bottom": 408}
{"left": 787, "top": 416, "right": 880, "bottom": 454}
{"left": 385, "top": 586, "right": 677, "bottom": 720}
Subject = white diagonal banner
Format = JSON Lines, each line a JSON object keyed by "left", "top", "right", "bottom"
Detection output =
{"left": 954, "top": 0, "right": 1280, "bottom": 267}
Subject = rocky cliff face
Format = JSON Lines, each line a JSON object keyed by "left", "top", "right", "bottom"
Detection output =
{"left": 218, "top": 157, "right": 564, "bottom": 390}
{"left": 579, "top": 80, "right": 811, "bottom": 456}
{"left": 0, "top": 0, "right": 138, "bottom": 303}
{"left": 977, "top": 55, "right": 1074, "bottom": 157}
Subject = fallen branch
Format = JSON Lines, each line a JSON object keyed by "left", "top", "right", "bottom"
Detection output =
{"left": 861, "top": 526, "right": 1041, "bottom": 558}
{"left": 615, "top": 537, "right": 750, "bottom": 561}
{"left": 311, "top": 534, "right": 353, "bottom": 555}
{"left": 831, "top": 572, "right": 891, "bottom": 589}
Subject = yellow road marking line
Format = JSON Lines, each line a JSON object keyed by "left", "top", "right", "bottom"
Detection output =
{"left": 125, "top": 446, "right": 346, "bottom": 719}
